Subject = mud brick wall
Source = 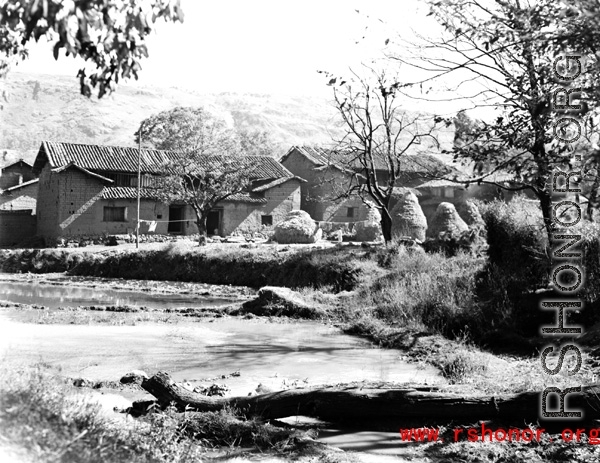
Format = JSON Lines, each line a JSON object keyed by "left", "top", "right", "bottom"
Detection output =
{"left": 0, "top": 181, "right": 38, "bottom": 213}
{"left": 0, "top": 210, "right": 36, "bottom": 247}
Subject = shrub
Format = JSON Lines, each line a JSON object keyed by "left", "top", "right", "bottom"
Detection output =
{"left": 349, "top": 250, "right": 481, "bottom": 336}
{"left": 476, "top": 196, "right": 600, "bottom": 334}
{"left": 478, "top": 197, "right": 549, "bottom": 298}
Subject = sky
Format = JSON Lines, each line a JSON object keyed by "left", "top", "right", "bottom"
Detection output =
{"left": 15, "top": 0, "right": 441, "bottom": 99}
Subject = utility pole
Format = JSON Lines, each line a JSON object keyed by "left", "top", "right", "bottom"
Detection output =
{"left": 136, "top": 122, "right": 143, "bottom": 249}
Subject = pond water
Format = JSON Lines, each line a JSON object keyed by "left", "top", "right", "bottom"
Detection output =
{"left": 0, "top": 313, "right": 443, "bottom": 395}
{"left": 0, "top": 280, "right": 238, "bottom": 309}
{"left": 0, "top": 275, "right": 444, "bottom": 461}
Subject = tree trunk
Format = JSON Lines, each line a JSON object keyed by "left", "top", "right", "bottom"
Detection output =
{"left": 380, "top": 207, "right": 393, "bottom": 244}
{"left": 536, "top": 188, "right": 554, "bottom": 247}
{"left": 192, "top": 208, "right": 208, "bottom": 246}
{"left": 141, "top": 372, "right": 600, "bottom": 424}
{"left": 586, "top": 174, "right": 600, "bottom": 221}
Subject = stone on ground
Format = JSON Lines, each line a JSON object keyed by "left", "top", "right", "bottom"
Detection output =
{"left": 120, "top": 370, "right": 149, "bottom": 385}
{"left": 390, "top": 192, "right": 428, "bottom": 241}
{"left": 273, "top": 210, "right": 322, "bottom": 244}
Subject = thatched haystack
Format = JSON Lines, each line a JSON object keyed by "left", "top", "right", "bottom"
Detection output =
{"left": 390, "top": 192, "right": 428, "bottom": 241}
{"left": 429, "top": 202, "right": 469, "bottom": 238}
{"left": 273, "top": 210, "right": 322, "bottom": 244}
{"left": 457, "top": 200, "right": 484, "bottom": 226}
{"left": 354, "top": 202, "right": 382, "bottom": 241}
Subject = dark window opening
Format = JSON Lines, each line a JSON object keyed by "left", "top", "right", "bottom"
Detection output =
{"left": 103, "top": 206, "right": 127, "bottom": 222}
{"left": 168, "top": 206, "right": 184, "bottom": 233}
{"left": 261, "top": 215, "right": 273, "bottom": 226}
{"left": 346, "top": 207, "right": 356, "bottom": 218}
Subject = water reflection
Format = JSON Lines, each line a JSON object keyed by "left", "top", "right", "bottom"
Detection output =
{"left": 0, "top": 281, "right": 235, "bottom": 309}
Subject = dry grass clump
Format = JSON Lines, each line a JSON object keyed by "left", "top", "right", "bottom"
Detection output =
{"left": 0, "top": 364, "right": 324, "bottom": 462}
{"left": 344, "top": 250, "right": 483, "bottom": 338}
{"left": 0, "top": 364, "right": 207, "bottom": 463}
{"left": 391, "top": 192, "right": 428, "bottom": 241}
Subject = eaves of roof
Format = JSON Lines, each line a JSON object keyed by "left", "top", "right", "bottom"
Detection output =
{"left": 51, "top": 162, "right": 114, "bottom": 183}
{"left": 251, "top": 176, "right": 306, "bottom": 193}
{"left": 4, "top": 178, "right": 39, "bottom": 193}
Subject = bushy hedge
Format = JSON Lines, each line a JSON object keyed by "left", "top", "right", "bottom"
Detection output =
{"left": 477, "top": 196, "right": 600, "bottom": 333}
{"left": 478, "top": 197, "right": 550, "bottom": 296}
{"left": 0, "top": 245, "right": 361, "bottom": 292}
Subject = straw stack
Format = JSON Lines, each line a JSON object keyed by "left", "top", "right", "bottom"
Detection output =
{"left": 390, "top": 192, "right": 428, "bottom": 241}
{"left": 429, "top": 202, "right": 469, "bottom": 238}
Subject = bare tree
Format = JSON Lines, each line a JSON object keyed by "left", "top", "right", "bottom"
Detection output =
{"left": 323, "top": 66, "right": 450, "bottom": 243}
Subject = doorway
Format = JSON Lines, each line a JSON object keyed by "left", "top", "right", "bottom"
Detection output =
{"left": 167, "top": 206, "right": 184, "bottom": 234}
{"left": 206, "top": 209, "right": 223, "bottom": 236}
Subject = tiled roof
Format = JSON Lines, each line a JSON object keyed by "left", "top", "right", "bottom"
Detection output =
{"left": 284, "top": 145, "right": 458, "bottom": 176}
{"left": 35, "top": 141, "right": 294, "bottom": 180}
{"left": 221, "top": 193, "right": 267, "bottom": 204}
{"left": 251, "top": 176, "right": 305, "bottom": 192}
{"left": 100, "top": 187, "right": 267, "bottom": 204}
{"left": 52, "top": 162, "right": 113, "bottom": 183}
{"left": 101, "top": 187, "right": 161, "bottom": 200}
{"left": 416, "top": 179, "right": 466, "bottom": 189}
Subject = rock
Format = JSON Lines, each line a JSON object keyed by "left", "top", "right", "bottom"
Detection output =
{"left": 429, "top": 202, "right": 469, "bottom": 238}
{"left": 72, "top": 377, "right": 93, "bottom": 388}
{"left": 240, "top": 286, "right": 325, "bottom": 319}
{"left": 194, "top": 383, "right": 231, "bottom": 397}
{"left": 354, "top": 203, "right": 382, "bottom": 241}
{"left": 390, "top": 192, "right": 428, "bottom": 241}
{"left": 273, "top": 210, "right": 322, "bottom": 244}
{"left": 120, "top": 370, "right": 149, "bottom": 385}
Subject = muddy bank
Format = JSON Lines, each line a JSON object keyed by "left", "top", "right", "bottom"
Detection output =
{"left": 0, "top": 246, "right": 362, "bottom": 291}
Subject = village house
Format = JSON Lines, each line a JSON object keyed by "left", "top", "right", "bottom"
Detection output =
{"left": 33, "top": 141, "right": 304, "bottom": 242}
{"left": 280, "top": 146, "right": 465, "bottom": 224}
{"left": 0, "top": 159, "right": 36, "bottom": 190}
{"left": 0, "top": 160, "right": 39, "bottom": 247}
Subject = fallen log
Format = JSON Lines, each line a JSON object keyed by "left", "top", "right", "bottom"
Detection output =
{"left": 142, "top": 372, "right": 600, "bottom": 424}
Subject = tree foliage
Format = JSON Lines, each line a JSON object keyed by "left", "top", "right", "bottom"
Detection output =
{"left": 0, "top": 0, "right": 184, "bottom": 98}
{"left": 393, "top": 0, "right": 600, "bottom": 237}
{"left": 136, "top": 106, "right": 272, "bottom": 244}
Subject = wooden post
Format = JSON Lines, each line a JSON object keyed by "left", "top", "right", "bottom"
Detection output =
{"left": 136, "top": 123, "right": 143, "bottom": 249}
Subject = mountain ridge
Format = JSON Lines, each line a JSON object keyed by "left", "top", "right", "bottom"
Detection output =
{"left": 0, "top": 72, "right": 343, "bottom": 166}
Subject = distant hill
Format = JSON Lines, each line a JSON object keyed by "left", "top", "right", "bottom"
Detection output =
{"left": 0, "top": 72, "right": 344, "bottom": 166}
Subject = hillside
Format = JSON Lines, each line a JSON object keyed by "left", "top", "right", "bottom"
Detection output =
{"left": 0, "top": 72, "right": 343, "bottom": 166}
